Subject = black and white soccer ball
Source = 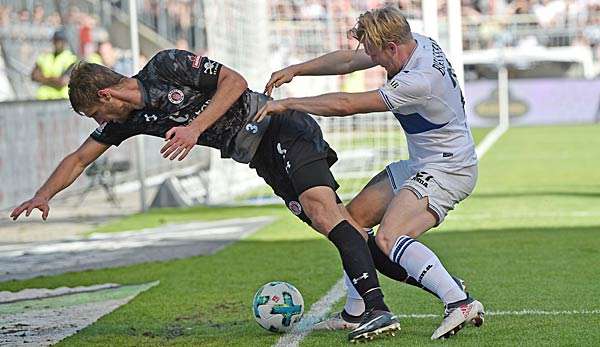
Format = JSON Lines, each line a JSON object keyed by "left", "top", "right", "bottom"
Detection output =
{"left": 252, "top": 281, "right": 304, "bottom": 333}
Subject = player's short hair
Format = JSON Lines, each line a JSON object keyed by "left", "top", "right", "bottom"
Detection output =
{"left": 348, "top": 5, "right": 412, "bottom": 50}
{"left": 68, "top": 61, "right": 124, "bottom": 115}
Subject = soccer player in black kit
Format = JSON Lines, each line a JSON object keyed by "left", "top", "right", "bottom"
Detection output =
{"left": 10, "top": 49, "right": 399, "bottom": 342}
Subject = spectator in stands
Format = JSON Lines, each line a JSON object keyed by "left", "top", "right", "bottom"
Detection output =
{"left": 32, "top": 5, "right": 45, "bottom": 25}
{"left": 30, "top": 29, "right": 78, "bottom": 100}
{"left": 87, "top": 41, "right": 117, "bottom": 68}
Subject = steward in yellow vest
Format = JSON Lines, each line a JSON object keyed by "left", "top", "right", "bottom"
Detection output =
{"left": 31, "top": 29, "right": 78, "bottom": 100}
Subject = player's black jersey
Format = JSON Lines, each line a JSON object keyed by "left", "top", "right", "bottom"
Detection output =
{"left": 90, "top": 49, "right": 271, "bottom": 163}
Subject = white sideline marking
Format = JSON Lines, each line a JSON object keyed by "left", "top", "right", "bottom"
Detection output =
{"left": 274, "top": 278, "right": 345, "bottom": 347}
{"left": 476, "top": 123, "right": 509, "bottom": 158}
{"left": 273, "top": 122, "right": 509, "bottom": 346}
{"left": 396, "top": 309, "right": 600, "bottom": 319}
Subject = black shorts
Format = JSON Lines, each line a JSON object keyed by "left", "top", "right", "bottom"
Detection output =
{"left": 250, "top": 110, "right": 340, "bottom": 225}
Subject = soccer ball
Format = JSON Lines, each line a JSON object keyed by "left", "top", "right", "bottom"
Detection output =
{"left": 252, "top": 281, "right": 304, "bottom": 333}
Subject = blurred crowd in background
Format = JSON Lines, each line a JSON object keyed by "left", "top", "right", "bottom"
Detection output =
{"left": 0, "top": 0, "right": 598, "bottom": 101}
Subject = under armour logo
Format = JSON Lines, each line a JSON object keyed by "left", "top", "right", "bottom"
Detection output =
{"left": 245, "top": 123, "right": 258, "bottom": 134}
{"left": 144, "top": 114, "right": 158, "bottom": 122}
{"left": 352, "top": 273, "right": 369, "bottom": 284}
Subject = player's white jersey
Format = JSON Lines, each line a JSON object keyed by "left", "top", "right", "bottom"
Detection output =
{"left": 378, "top": 33, "right": 477, "bottom": 172}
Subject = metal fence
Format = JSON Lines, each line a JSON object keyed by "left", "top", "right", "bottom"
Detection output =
{"left": 0, "top": 100, "right": 210, "bottom": 210}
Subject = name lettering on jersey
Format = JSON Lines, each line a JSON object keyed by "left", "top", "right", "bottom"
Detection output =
{"left": 188, "top": 54, "right": 201, "bottom": 69}
{"left": 168, "top": 89, "right": 185, "bottom": 104}
{"left": 430, "top": 38, "right": 446, "bottom": 77}
{"left": 203, "top": 59, "right": 219, "bottom": 75}
{"left": 144, "top": 113, "right": 158, "bottom": 122}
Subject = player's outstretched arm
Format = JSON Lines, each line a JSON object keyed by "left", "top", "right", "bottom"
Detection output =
{"left": 264, "top": 49, "right": 374, "bottom": 96}
{"left": 254, "top": 90, "right": 388, "bottom": 122}
{"left": 10, "top": 138, "right": 110, "bottom": 221}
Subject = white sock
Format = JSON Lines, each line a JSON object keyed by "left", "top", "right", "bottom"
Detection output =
{"left": 389, "top": 235, "right": 467, "bottom": 305}
{"left": 343, "top": 271, "right": 365, "bottom": 316}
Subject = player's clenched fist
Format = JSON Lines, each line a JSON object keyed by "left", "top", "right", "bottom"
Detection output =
{"left": 10, "top": 196, "right": 50, "bottom": 221}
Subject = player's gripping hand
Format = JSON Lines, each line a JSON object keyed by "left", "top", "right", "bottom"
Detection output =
{"left": 253, "top": 99, "right": 289, "bottom": 123}
{"left": 10, "top": 196, "right": 50, "bottom": 221}
{"left": 264, "top": 66, "right": 298, "bottom": 96}
{"left": 161, "top": 126, "right": 200, "bottom": 161}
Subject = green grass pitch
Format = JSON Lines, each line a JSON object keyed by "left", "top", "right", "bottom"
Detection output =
{"left": 1, "top": 125, "right": 599, "bottom": 346}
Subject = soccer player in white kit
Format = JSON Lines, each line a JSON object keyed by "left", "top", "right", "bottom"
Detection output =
{"left": 255, "top": 5, "right": 485, "bottom": 340}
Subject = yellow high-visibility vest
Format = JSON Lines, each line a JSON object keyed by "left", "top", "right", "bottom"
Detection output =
{"left": 35, "top": 49, "right": 78, "bottom": 100}
{"left": 87, "top": 52, "right": 103, "bottom": 65}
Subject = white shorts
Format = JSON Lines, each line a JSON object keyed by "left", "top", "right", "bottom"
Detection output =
{"left": 385, "top": 160, "right": 478, "bottom": 224}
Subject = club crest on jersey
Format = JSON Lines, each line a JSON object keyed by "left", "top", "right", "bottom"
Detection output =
{"left": 168, "top": 89, "right": 184, "bottom": 104}
{"left": 288, "top": 201, "right": 302, "bottom": 215}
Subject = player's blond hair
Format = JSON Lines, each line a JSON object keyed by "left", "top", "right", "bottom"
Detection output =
{"left": 348, "top": 5, "right": 413, "bottom": 50}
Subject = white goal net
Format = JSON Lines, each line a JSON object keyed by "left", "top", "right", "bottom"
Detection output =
{"left": 201, "top": 0, "right": 421, "bottom": 204}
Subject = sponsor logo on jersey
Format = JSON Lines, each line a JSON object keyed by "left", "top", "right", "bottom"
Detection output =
{"left": 390, "top": 80, "right": 400, "bottom": 89}
{"left": 188, "top": 54, "right": 201, "bottom": 69}
{"left": 288, "top": 201, "right": 302, "bottom": 215}
{"left": 168, "top": 89, "right": 185, "bottom": 104}
{"left": 203, "top": 59, "right": 219, "bottom": 75}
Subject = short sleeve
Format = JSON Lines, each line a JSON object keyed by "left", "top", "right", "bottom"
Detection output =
{"left": 89, "top": 122, "right": 136, "bottom": 146}
{"left": 150, "top": 49, "right": 223, "bottom": 93}
{"left": 378, "top": 71, "right": 430, "bottom": 112}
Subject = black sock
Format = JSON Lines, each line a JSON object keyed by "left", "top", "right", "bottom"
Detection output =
{"left": 328, "top": 221, "right": 389, "bottom": 312}
{"left": 367, "top": 231, "right": 438, "bottom": 298}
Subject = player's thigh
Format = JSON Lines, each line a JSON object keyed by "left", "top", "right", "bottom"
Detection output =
{"left": 375, "top": 188, "right": 438, "bottom": 255}
{"left": 346, "top": 169, "right": 395, "bottom": 229}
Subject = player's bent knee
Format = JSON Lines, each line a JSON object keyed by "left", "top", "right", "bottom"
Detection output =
{"left": 346, "top": 201, "right": 373, "bottom": 229}
{"left": 375, "top": 230, "right": 410, "bottom": 256}
{"left": 374, "top": 231, "right": 392, "bottom": 256}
